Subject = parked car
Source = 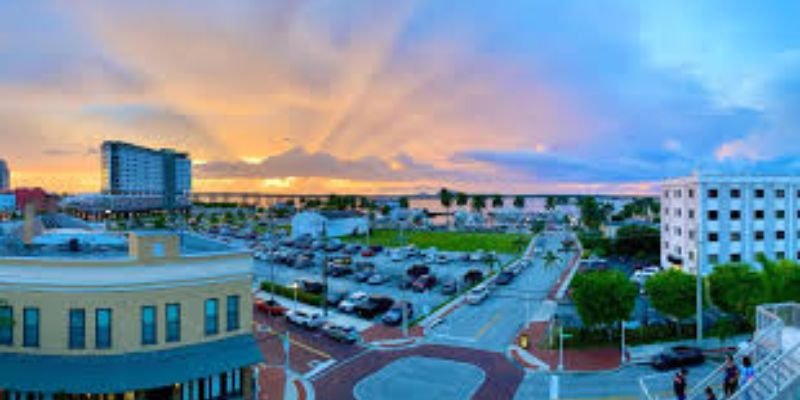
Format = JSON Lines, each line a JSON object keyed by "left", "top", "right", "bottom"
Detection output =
{"left": 286, "top": 310, "right": 325, "bottom": 329}
{"left": 440, "top": 277, "right": 458, "bottom": 295}
{"left": 296, "top": 279, "right": 324, "bottom": 294}
{"left": 406, "top": 264, "right": 430, "bottom": 279}
{"left": 344, "top": 244, "right": 362, "bottom": 255}
{"left": 361, "top": 248, "right": 376, "bottom": 257}
{"left": 412, "top": 274, "right": 437, "bottom": 292}
{"left": 368, "top": 245, "right": 384, "bottom": 253}
{"left": 355, "top": 295, "right": 394, "bottom": 319}
{"left": 398, "top": 276, "right": 415, "bottom": 290}
{"left": 382, "top": 301, "right": 414, "bottom": 325}
{"left": 326, "top": 290, "right": 348, "bottom": 307}
{"left": 367, "top": 273, "right": 388, "bottom": 285}
{"left": 463, "top": 269, "right": 484, "bottom": 287}
{"left": 331, "top": 255, "right": 352, "bottom": 266}
{"left": 469, "top": 251, "right": 485, "bottom": 262}
{"left": 436, "top": 253, "right": 450, "bottom": 264}
{"left": 255, "top": 298, "right": 288, "bottom": 316}
{"left": 651, "top": 346, "right": 705, "bottom": 371}
{"left": 354, "top": 270, "right": 373, "bottom": 283}
{"left": 495, "top": 271, "right": 515, "bottom": 285}
{"left": 506, "top": 262, "right": 523, "bottom": 275}
{"left": 339, "top": 291, "right": 369, "bottom": 313}
{"left": 329, "top": 264, "right": 353, "bottom": 277}
{"left": 466, "top": 285, "right": 490, "bottom": 305}
{"left": 321, "top": 322, "right": 359, "bottom": 344}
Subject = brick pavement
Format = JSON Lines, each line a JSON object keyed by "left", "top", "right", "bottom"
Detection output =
{"left": 361, "top": 324, "right": 424, "bottom": 343}
{"left": 519, "top": 321, "right": 621, "bottom": 371}
{"left": 312, "top": 344, "right": 524, "bottom": 400}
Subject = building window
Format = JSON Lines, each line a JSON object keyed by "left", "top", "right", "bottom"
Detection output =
{"left": 689, "top": 251, "right": 695, "bottom": 261}
{"left": 675, "top": 189, "right": 682, "bottom": 198}
{"left": 205, "top": 299, "right": 219, "bottom": 336}
{"left": 777, "top": 251, "right": 786, "bottom": 260}
{"left": 730, "top": 210, "right": 741, "bottom": 220}
{"left": 69, "top": 309, "right": 86, "bottom": 349}
{"left": 675, "top": 208, "right": 682, "bottom": 217}
{"left": 755, "top": 189, "right": 765, "bottom": 198}
{"left": 708, "top": 232, "right": 719, "bottom": 242}
{"left": 227, "top": 295, "right": 241, "bottom": 332}
{"left": 688, "top": 189, "right": 695, "bottom": 198}
{"left": 708, "top": 189, "right": 718, "bottom": 198}
{"left": 96, "top": 309, "right": 112, "bottom": 349}
{"left": 23, "top": 308, "right": 39, "bottom": 348}
{"left": 0, "top": 306, "right": 12, "bottom": 346}
{"left": 755, "top": 231, "right": 765, "bottom": 241}
{"left": 688, "top": 230, "right": 695, "bottom": 240}
{"left": 776, "top": 189, "right": 786, "bottom": 198}
{"left": 777, "top": 231, "right": 785, "bottom": 240}
{"left": 731, "top": 232, "right": 741, "bottom": 242}
{"left": 731, "top": 254, "right": 742, "bottom": 262}
{"left": 664, "top": 241, "right": 669, "bottom": 249}
{"left": 708, "top": 254, "right": 719, "bottom": 265}
{"left": 664, "top": 208, "right": 669, "bottom": 216}
{"left": 141, "top": 306, "right": 157, "bottom": 346}
{"left": 664, "top": 190, "right": 669, "bottom": 198}
{"left": 166, "top": 303, "right": 181, "bottom": 343}
{"left": 708, "top": 210, "right": 719, "bottom": 221}
{"left": 688, "top": 209, "right": 695, "bottom": 219}
{"left": 776, "top": 210, "right": 786, "bottom": 219}
{"left": 730, "top": 189, "right": 741, "bottom": 198}
{"left": 755, "top": 210, "right": 765, "bottom": 220}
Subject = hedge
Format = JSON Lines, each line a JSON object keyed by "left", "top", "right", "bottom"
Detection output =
{"left": 260, "top": 281, "right": 323, "bottom": 307}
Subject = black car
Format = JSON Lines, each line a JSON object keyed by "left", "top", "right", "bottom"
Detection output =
{"left": 381, "top": 302, "right": 414, "bottom": 325}
{"left": 651, "top": 346, "right": 705, "bottom": 370}
{"left": 297, "top": 279, "right": 325, "bottom": 294}
{"left": 329, "top": 265, "right": 353, "bottom": 277}
{"left": 406, "top": 264, "right": 430, "bottom": 279}
{"left": 369, "top": 245, "right": 384, "bottom": 253}
{"left": 440, "top": 277, "right": 458, "bottom": 295}
{"left": 495, "top": 271, "right": 515, "bottom": 285}
{"left": 463, "top": 269, "right": 484, "bottom": 287}
{"left": 355, "top": 296, "right": 394, "bottom": 319}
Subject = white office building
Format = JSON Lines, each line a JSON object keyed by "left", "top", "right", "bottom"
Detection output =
{"left": 661, "top": 174, "right": 800, "bottom": 274}
{"left": 0, "top": 159, "right": 9, "bottom": 191}
{"left": 101, "top": 141, "right": 191, "bottom": 209}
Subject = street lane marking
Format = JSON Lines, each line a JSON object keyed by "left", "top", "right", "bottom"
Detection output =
{"left": 474, "top": 312, "right": 502, "bottom": 340}
{"left": 263, "top": 329, "right": 332, "bottom": 359}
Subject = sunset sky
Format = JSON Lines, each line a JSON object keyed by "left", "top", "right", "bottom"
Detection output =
{"left": 1, "top": 1, "right": 799, "bottom": 195}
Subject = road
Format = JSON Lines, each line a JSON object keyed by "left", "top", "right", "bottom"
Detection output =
{"left": 427, "top": 231, "right": 576, "bottom": 352}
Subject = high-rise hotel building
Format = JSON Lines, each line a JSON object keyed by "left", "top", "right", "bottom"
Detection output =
{"left": 661, "top": 174, "right": 800, "bottom": 274}
{"left": 101, "top": 141, "right": 192, "bottom": 209}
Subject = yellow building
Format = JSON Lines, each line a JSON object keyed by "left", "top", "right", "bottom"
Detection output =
{"left": 0, "top": 232, "right": 262, "bottom": 400}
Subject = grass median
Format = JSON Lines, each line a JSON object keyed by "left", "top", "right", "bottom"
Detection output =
{"left": 343, "top": 229, "right": 531, "bottom": 254}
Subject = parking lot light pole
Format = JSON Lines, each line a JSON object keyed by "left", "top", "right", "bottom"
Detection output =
{"left": 558, "top": 326, "right": 564, "bottom": 371}
{"left": 620, "top": 320, "right": 626, "bottom": 365}
{"left": 291, "top": 283, "right": 299, "bottom": 312}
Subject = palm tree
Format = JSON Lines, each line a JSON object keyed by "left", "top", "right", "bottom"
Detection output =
{"left": 471, "top": 194, "right": 486, "bottom": 213}
{"left": 456, "top": 192, "right": 469, "bottom": 208}
{"left": 399, "top": 196, "right": 410, "bottom": 209}
{"left": 491, "top": 194, "right": 504, "bottom": 208}
{"left": 439, "top": 188, "right": 453, "bottom": 229}
{"left": 545, "top": 196, "right": 557, "bottom": 211}
{"left": 542, "top": 250, "right": 561, "bottom": 270}
{"left": 513, "top": 195, "right": 525, "bottom": 210}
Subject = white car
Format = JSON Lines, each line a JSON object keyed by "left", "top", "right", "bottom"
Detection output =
{"left": 436, "top": 253, "right": 449, "bottom": 264}
{"left": 390, "top": 249, "right": 406, "bottom": 262}
{"left": 469, "top": 251, "right": 485, "bottom": 262}
{"left": 286, "top": 310, "right": 325, "bottom": 329}
{"left": 338, "top": 291, "right": 368, "bottom": 313}
{"left": 367, "top": 273, "right": 388, "bottom": 285}
{"left": 466, "top": 286, "right": 490, "bottom": 305}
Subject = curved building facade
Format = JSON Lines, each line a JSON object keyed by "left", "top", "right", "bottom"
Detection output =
{"left": 0, "top": 233, "right": 262, "bottom": 399}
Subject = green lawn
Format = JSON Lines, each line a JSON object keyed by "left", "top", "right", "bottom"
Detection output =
{"left": 342, "top": 229, "right": 531, "bottom": 254}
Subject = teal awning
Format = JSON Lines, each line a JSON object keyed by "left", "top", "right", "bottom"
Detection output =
{"left": 0, "top": 334, "right": 263, "bottom": 393}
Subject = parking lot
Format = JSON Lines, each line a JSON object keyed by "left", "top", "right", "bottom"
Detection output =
{"left": 252, "top": 244, "right": 514, "bottom": 321}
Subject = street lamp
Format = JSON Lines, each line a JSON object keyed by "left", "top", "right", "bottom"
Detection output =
{"left": 290, "top": 282, "right": 299, "bottom": 312}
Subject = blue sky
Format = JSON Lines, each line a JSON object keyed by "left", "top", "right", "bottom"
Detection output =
{"left": 0, "top": 1, "right": 798, "bottom": 194}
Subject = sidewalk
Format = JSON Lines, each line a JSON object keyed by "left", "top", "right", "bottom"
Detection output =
{"left": 516, "top": 321, "right": 622, "bottom": 372}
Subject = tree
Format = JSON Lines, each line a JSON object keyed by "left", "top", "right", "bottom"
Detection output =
{"left": 471, "top": 194, "right": 486, "bottom": 213}
{"left": 380, "top": 204, "right": 391, "bottom": 216}
{"left": 645, "top": 269, "right": 697, "bottom": 336}
{"left": 542, "top": 250, "right": 561, "bottom": 269}
{"left": 545, "top": 196, "right": 557, "bottom": 211}
{"left": 491, "top": 194, "right": 504, "bottom": 208}
{"left": 571, "top": 270, "right": 637, "bottom": 337}
{"left": 398, "top": 197, "right": 410, "bottom": 209}
{"left": 531, "top": 219, "right": 546, "bottom": 235}
{"left": 756, "top": 254, "right": 800, "bottom": 303}
{"left": 577, "top": 197, "right": 611, "bottom": 231}
{"left": 708, "top": 263, "right": 764, "bottom": 320}
{"left": 513, "top": 195, "right": 525, "bottom": 210}
{"left": 456, "top": 192, "right": 468, "bottom": 208}
{"left": 613, "top": 224, "right": 660, "bottom": 261}
{"left": 439, "top": 188, "right": 453, "bottom": 228}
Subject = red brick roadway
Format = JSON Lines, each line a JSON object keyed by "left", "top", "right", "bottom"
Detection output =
{"left": 312, "top": 344, "right": 525, "bottom": 400}
{"left": 518, "top": 321, "right": 621, "bottom": 371}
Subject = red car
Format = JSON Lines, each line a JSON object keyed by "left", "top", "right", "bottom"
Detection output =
{"left": 361, "top": 249, "right": 376, "bottom": 257}
{"left": 255, "top": 298, "right": 288, "bottom": 316}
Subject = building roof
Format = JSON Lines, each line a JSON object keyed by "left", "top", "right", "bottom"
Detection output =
{"left": 0, "top": 334, "right": 263, "bottom": 393}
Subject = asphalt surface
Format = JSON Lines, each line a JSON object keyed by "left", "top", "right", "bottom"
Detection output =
{"left": 426, "top": 231, "right": 575, "bottom": 352}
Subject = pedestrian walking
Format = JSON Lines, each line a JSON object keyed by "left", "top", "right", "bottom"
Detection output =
{"left": 723, "top": 354, "right": 739, "bottom": 398}
{"left": 740, "top": 356, "right": 755, "bottom": 400}
{"left": 673, "top": 368, "right": 688, "bottom": 400}
{"left": 706, "top": 386, "right": 718, "bottom": 400}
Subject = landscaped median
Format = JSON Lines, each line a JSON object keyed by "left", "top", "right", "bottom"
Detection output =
{"left": 343, "top": 229, "right": 531, "bottom": 254}
{"left": 259, "top": 281, "right": 323, "bottom": 307}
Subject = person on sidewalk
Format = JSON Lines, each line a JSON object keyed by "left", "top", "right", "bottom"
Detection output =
{"left": 739, "top": 356, "right": 755, "bottom": 400}
{"left": 723, "top": 354, "right": 739, "bottom": 398}
{"left": 673, "top": 368, "right": 688, "bottom": 400}
{"left": 706, "top": 386, "right": 718, "bottom": 400}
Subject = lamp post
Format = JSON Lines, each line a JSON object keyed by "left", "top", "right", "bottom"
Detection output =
{"left": 558, "top": 325, "right": 565, "bottom": 371}
{"left": 620, "top": 320, "right": 626, "bottom": 365}
{"left": 291, "top": 282, "right": 299, "bottom": 312}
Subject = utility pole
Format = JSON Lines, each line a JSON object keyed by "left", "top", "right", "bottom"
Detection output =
{"left": 321, "top": 221, "right": 329, "bottom": 317}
